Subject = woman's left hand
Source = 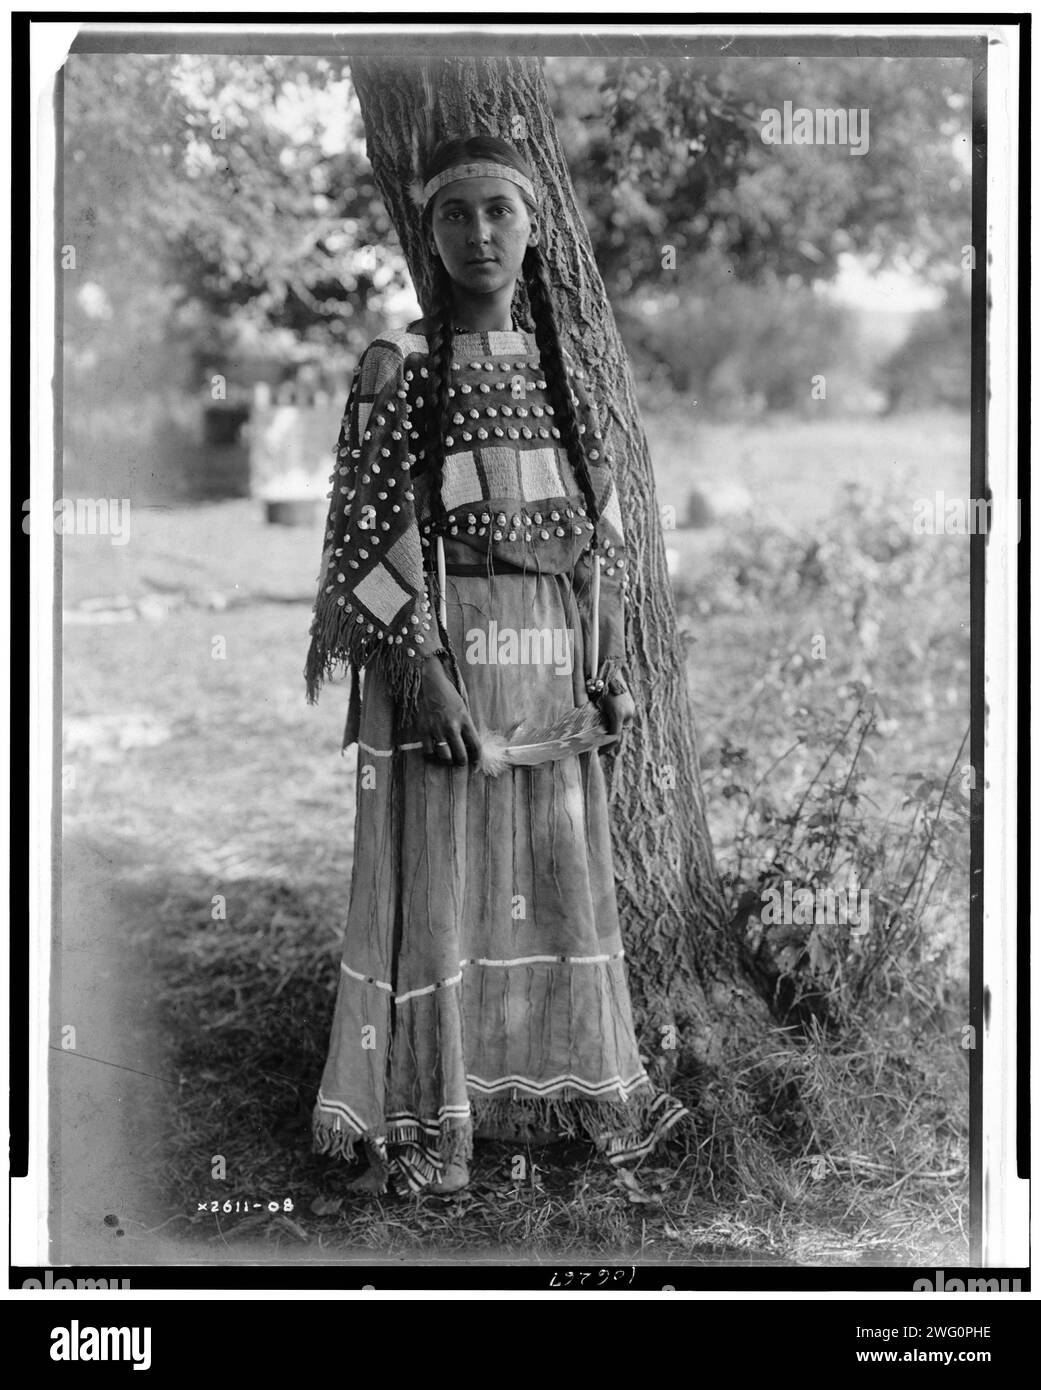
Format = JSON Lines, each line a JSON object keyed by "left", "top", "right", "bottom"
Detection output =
{"left": 600, "top": 687, "right": 636, "bottom": 738}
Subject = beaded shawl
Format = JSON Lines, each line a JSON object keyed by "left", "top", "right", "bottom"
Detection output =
{"left": 304, "top": 327, "right": 628, "bottom": 731}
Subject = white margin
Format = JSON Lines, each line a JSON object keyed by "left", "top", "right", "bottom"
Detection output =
{"left": 14, "top": 19, "right": 79, "bottom": 1270}
{"left": 981, "top": 24, "right": 1027, "bottom": 1270}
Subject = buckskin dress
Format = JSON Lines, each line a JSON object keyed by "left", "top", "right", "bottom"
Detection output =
{"left": 307, "top": 325, "right": 687, "bottom": 1193}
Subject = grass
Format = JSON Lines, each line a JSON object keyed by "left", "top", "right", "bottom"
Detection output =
{"left": 133, "top": 871, "right": 963, "bottom": 1264}
{"left": 60, "top": 403, "right": 971, "bottom": 1266}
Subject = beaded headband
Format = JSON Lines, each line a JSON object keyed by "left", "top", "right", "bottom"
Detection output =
{"left": 421, "top": 161, "right": 536, "bottom": 209}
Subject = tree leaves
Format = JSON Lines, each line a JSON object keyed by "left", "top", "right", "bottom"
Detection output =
{"left": 547, "top": 54, "right": 971, "bottom": 299}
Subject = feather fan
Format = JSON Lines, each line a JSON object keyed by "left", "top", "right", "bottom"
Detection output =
{"left": 476, "top": 703, "right": 617, "bottom": 777}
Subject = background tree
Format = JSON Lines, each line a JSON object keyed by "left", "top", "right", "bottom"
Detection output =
{"left": 350, "top": 55, "right": 757, "bottom": 1076}
{"left": 550, "top": 55, "right": 971, "bottom": 296}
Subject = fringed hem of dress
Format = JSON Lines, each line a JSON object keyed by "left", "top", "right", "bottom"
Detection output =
{"left": 312, "top": 1084, "right": 689, "bottom": 1196}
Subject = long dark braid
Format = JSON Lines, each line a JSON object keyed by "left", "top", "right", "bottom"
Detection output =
{"left": 523, "top": 244, "right": 602, "bottom": 527}
{"left": 419, "top": 255, "right": 455, "bottom": 535}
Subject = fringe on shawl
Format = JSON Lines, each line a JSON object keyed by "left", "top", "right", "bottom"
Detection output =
{"left": 305, "top": 581, "right": 466, "bottom": 738}
{"left": 304, "top": 589, "right": 427, "bottom": 726}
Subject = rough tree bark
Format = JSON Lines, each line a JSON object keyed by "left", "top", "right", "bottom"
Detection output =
{"left": 349, "top": 54, "right": 769, "bottom": 1072}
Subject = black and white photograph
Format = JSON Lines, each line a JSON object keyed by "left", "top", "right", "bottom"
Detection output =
{"left": 14, "top": 13, "right": 1027, "bottom": 1315}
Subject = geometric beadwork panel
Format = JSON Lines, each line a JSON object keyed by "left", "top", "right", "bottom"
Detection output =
{"left": 383, "top": 527, "right": 424, "bottom": 591}
{"left": 601, "top": 482, "right": 625, "bottom": 542}
{"left": 518, "top": 447, "right": 566, "bottom": 501}
{"left": 353, "top": 563, "right": 412, "bottom": 625}
{"left": 479, "top": 446, "right": 522, "bottom": 498}
{"left": 441, "top": 451, "right": 484, "bottom": 511}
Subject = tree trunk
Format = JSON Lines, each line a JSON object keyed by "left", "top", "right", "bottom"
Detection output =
{"left": 349, "top": 55, "right": 769, "bottom": 1072}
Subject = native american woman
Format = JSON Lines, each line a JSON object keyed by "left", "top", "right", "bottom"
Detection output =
{"left": 306, "top": 136, "right": 686, "bottom": 1194}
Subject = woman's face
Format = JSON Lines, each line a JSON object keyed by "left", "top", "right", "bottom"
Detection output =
{"left": 429, "top": 176, "right": 538, "bottom": 298}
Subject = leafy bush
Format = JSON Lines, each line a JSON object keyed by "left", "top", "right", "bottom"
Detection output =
{"left": 677, "top": 483, "right": 970, "bottom": 1034}
{"left": 720, "top": 691, "right": 969, "bottom": 1032}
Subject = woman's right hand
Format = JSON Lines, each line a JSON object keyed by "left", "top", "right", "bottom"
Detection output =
{"left": 416, "top": 656, "right": 482, "bottom": 766}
